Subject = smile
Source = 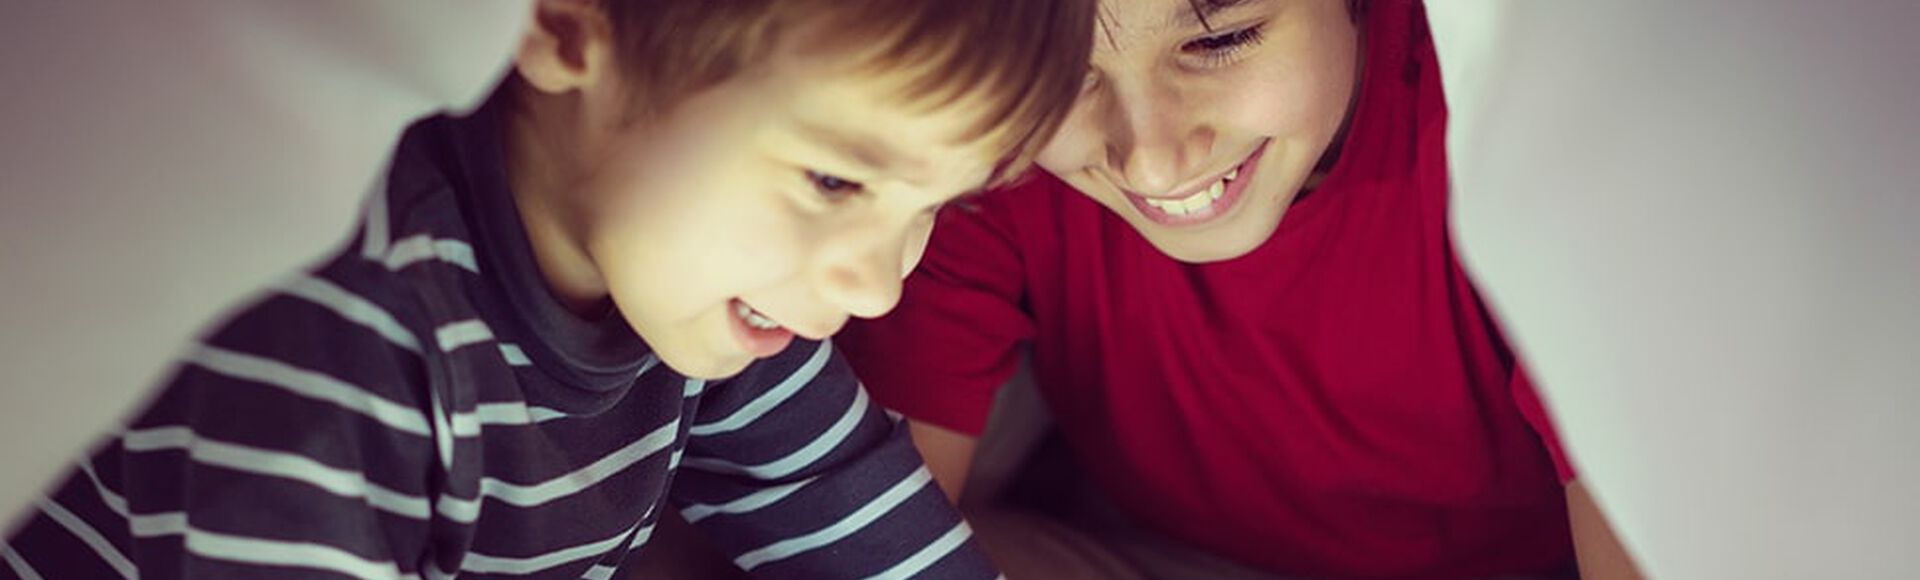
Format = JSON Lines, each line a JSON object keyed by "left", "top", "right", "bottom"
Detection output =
{"left": 1120, "top": 139, "right": 1270, "bottom": 227}
{"left": 728, "top": 298, "right": 794, "bottom": 358}
{"left": 1139, "top": 166, "right": 1236, "bottom": 215}
{"left": 734, "top": 300, "right": 780, "bottom": 330}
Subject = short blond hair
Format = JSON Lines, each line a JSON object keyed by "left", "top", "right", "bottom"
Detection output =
{"left": 600, "top": 0, "right": 1096, "bottom": 187}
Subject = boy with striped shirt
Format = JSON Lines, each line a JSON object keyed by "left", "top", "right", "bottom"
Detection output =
{"left": 0, "top": 0, "right": 1089, "bottom": 577}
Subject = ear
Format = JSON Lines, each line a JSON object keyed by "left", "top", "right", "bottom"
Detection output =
{"left": 515, "top": 0, "right": 616, "bottom": 94}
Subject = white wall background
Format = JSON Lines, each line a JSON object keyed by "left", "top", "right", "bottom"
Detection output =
{"left": 1432, "top": 2, "right": 1920, "bottom": 578}
{"left": 0, "top": 0, "right": 528, "bottom": 520}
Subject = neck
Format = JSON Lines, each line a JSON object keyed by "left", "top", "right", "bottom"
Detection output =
{"left": 501, "top": 82, "right": 615, "bottom": 318}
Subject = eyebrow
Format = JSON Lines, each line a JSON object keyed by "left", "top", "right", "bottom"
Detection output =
{"left": 1168, "top": 0, "right": 1262, "bottom": 30}
{"left": 792, "top": 121, "right": 929, "bottom": 184}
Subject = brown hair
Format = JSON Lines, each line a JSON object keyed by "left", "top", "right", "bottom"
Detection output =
{"left": 598, "top": 0, "right": 1097, "bottom": 187}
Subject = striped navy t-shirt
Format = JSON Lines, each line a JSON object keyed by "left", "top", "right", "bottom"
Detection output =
{"left": 0, "top": 105, "right": 996, "bottom": 579}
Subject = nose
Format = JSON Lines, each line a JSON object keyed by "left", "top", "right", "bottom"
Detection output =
{"left": 1100, "top": 75, "right": 1214, "bottom": 195}
{"left": 819, "top": 219, "right": 916, "bottom": 321}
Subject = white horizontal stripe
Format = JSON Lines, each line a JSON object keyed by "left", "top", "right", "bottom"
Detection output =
{"left": 433, "top": 495, "right": 482, "bottom": 524}
{"left": 433, "top": 421, "right": 679, "bottom": 523}
{"left": 623, "top": 504, "right": 660, "bottom": 553}
{"left": 76, "top": 459, "right": 129, "bottom": 517}
{"left": 36, "top": 499, "right": 134, "bottom": 578}
{"left": 460, "top": 521, "right": 635, "bottom": 575}
{"left": 498, "top": 343, "right": 531, "bottom": 366}
{"left": 735, "top": 468, "right": 935, "bottom": 570}
{"left": 624, "top": 522, "right": 658, "bottom": 554}
{"left": 434, "top": 319, "right": 494, "bottom": 352}
{"left": 681, "top": 475, "right": 818, "bottom": 523}
{"left": 383, "top": 234, "right": 478, "bottom": 273}
{"left": 429, "top": 382, "right": 455, "bottom": 471}
{"left": 120, "top": 426, "right": 194, "bottom": 450}
{"left": 449, "top": 405, "right": 481, "bottom": 437}
{"left": 2, "top": 545, "right": 45, "bottom": 580}
{"left": 582, "top": 564, "right": 618, "bottom": 580}
{"left": 529, "top": 406, "right": 570, "bottom": 423}
{"left": 481, "top": 420, "right": 679, "bottom": 505}
{"left": 689, "top": 341, "right": 831, "bottom": 435}
{"left": 422, "top": 563, "right": 456, "bottom": 580}
{"left": 188, "top": 346, "right": 431, "bottom": 436}
{"left": 380, "top": 234, "right": 437, "bottom": 271}
{"left": 862, "top": 521, "right": 974, "bottom": 580}
{"left": 472, "top": 402, "right": 531, "bottom": 426}
{"left": 681, "top": 388, "right": 871, "bottom": 480}
{"left": 434, "top": 239, "right": 478, "bottom": 272}
{"left": 127, "top": 512, "right": 186, "bottom": 537}
{"left": 683, "top": 378, "right": 706, "bottom": 398}
{"left": 629, "top": 355, "right": 662, "bottom": 384}
{"left": 129, "top": 512, "right": 402, "bottom": 579}
{"left": 280, "top": 275, "right": 420, "bottom": 353}
{"left": 470, "top": 402, "right": 570, "bottom": 427}
{"left": 123, "top": 427, "right": 430, "bottom": 520}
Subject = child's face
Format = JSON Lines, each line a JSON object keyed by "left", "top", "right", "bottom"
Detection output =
{"left": 1036, "top": 0, "right": 1360, "bottom": 263}
{"left": 573, "top": 36, "right": 999, "bottom": 379}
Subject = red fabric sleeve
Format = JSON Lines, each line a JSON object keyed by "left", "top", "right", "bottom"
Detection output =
{"left": 1509, "top": 362, "right": 1578, "bottom": 483}
{"left": 838, "top": 195, "right": 1037, "bottom": 436}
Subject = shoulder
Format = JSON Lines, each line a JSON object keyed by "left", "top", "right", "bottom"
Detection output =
{"left": 962, "top": 171, "right": 1083, "bottom": 230}
{"left": 196, "top": 125, "right": 492, "bottom": 408}
{"left": 922, "top": 170, "right": 1091, "bottom": 273}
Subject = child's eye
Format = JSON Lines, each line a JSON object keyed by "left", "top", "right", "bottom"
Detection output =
{"left": 806, "top": 170, "right": 865, "bottom": 202}
{"left": 1181, "top": 24, "right": 1266, "bottom": 67}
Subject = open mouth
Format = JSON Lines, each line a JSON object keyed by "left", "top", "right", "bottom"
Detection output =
{"left": 728, "top": 298, "right": 794, "bottom": 358}
{"left": 1120, "top": 139, "right": 1270, "bottom": 227}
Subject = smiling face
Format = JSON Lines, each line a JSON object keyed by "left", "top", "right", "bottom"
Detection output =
{"left": 505, "top": 7, "right": 1024, "bottom": 380}
{"left": 581, "top": 50, "right": 1000, "bottom": 379}
{"left": 1037, "top": 0, "right": 1361, "bottom": 263}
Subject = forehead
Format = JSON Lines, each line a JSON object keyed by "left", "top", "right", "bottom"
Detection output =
{"left": 753, "top": 33, "right": 1003, "bottom": 188}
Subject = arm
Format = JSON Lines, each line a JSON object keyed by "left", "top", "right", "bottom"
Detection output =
{"left": 2, "top": 270, "right": 440, "bottom": 578}
{"left": 1568, "top": 479, "right": 1645, "bottom": 579}
{"left": 1504, "top": 363, "right": 1644, "bottom": 577}
{"left": 908, "top": 354, "right": 1052, "bottom": 509}
{"left": 840, "top": 190, "right": 1042, "bottom": 510}
{"left": 909, "top": 420, "right": 980, "bottom": 504}
{"left": 672, "top": 339, "right": 998, "bottom": 579}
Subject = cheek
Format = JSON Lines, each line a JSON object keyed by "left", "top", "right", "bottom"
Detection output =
{"left": 1218, "top": 58, "right": 1350, "bottom": 141}
{"left": 899, "top": 216, "right": 935, "bottom": 274}
{"left": 667, "top": 189, "right": 810, "bottom": 283}
{"left": 1034, "top": 101, "right": 1111, "bottom": 176}
{"left": 592, "top": 172, "right": 807, "bottom": 306}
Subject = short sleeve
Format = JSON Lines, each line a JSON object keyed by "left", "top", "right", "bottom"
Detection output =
{"left": 1, "top": 266, "right": 442, "bottom": 579}
{"left": 839, "top": 191, "right": 1039, "bottom": 436}
{"left": 1509, "top": 362, "right": 1578, "bottom": 483}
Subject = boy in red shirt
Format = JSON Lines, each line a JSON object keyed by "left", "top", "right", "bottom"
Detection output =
{"left": 840, "top": 0, "right": 1641, "bottom": 577}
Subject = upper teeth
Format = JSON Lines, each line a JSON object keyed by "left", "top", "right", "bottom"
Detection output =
{"left": 734, "top": 302, "right": 780, "bottom": 330}
{"left": 1142, "top": 170, "right": 1234, "bottom": 216}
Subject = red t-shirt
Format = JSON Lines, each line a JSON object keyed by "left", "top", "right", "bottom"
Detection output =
{"left": 840, "top": 2, "right": 1575, "bottom": 577}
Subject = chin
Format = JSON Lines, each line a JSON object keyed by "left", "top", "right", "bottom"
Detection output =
{"left": 653, "top": 345, "right": 751, "bottom": 381}
{"left": 1144, "top": 234, "right": 1268, "bottom": 264}
{"left": 1132, "top": 209, "right": 1283, "bottom": 264}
